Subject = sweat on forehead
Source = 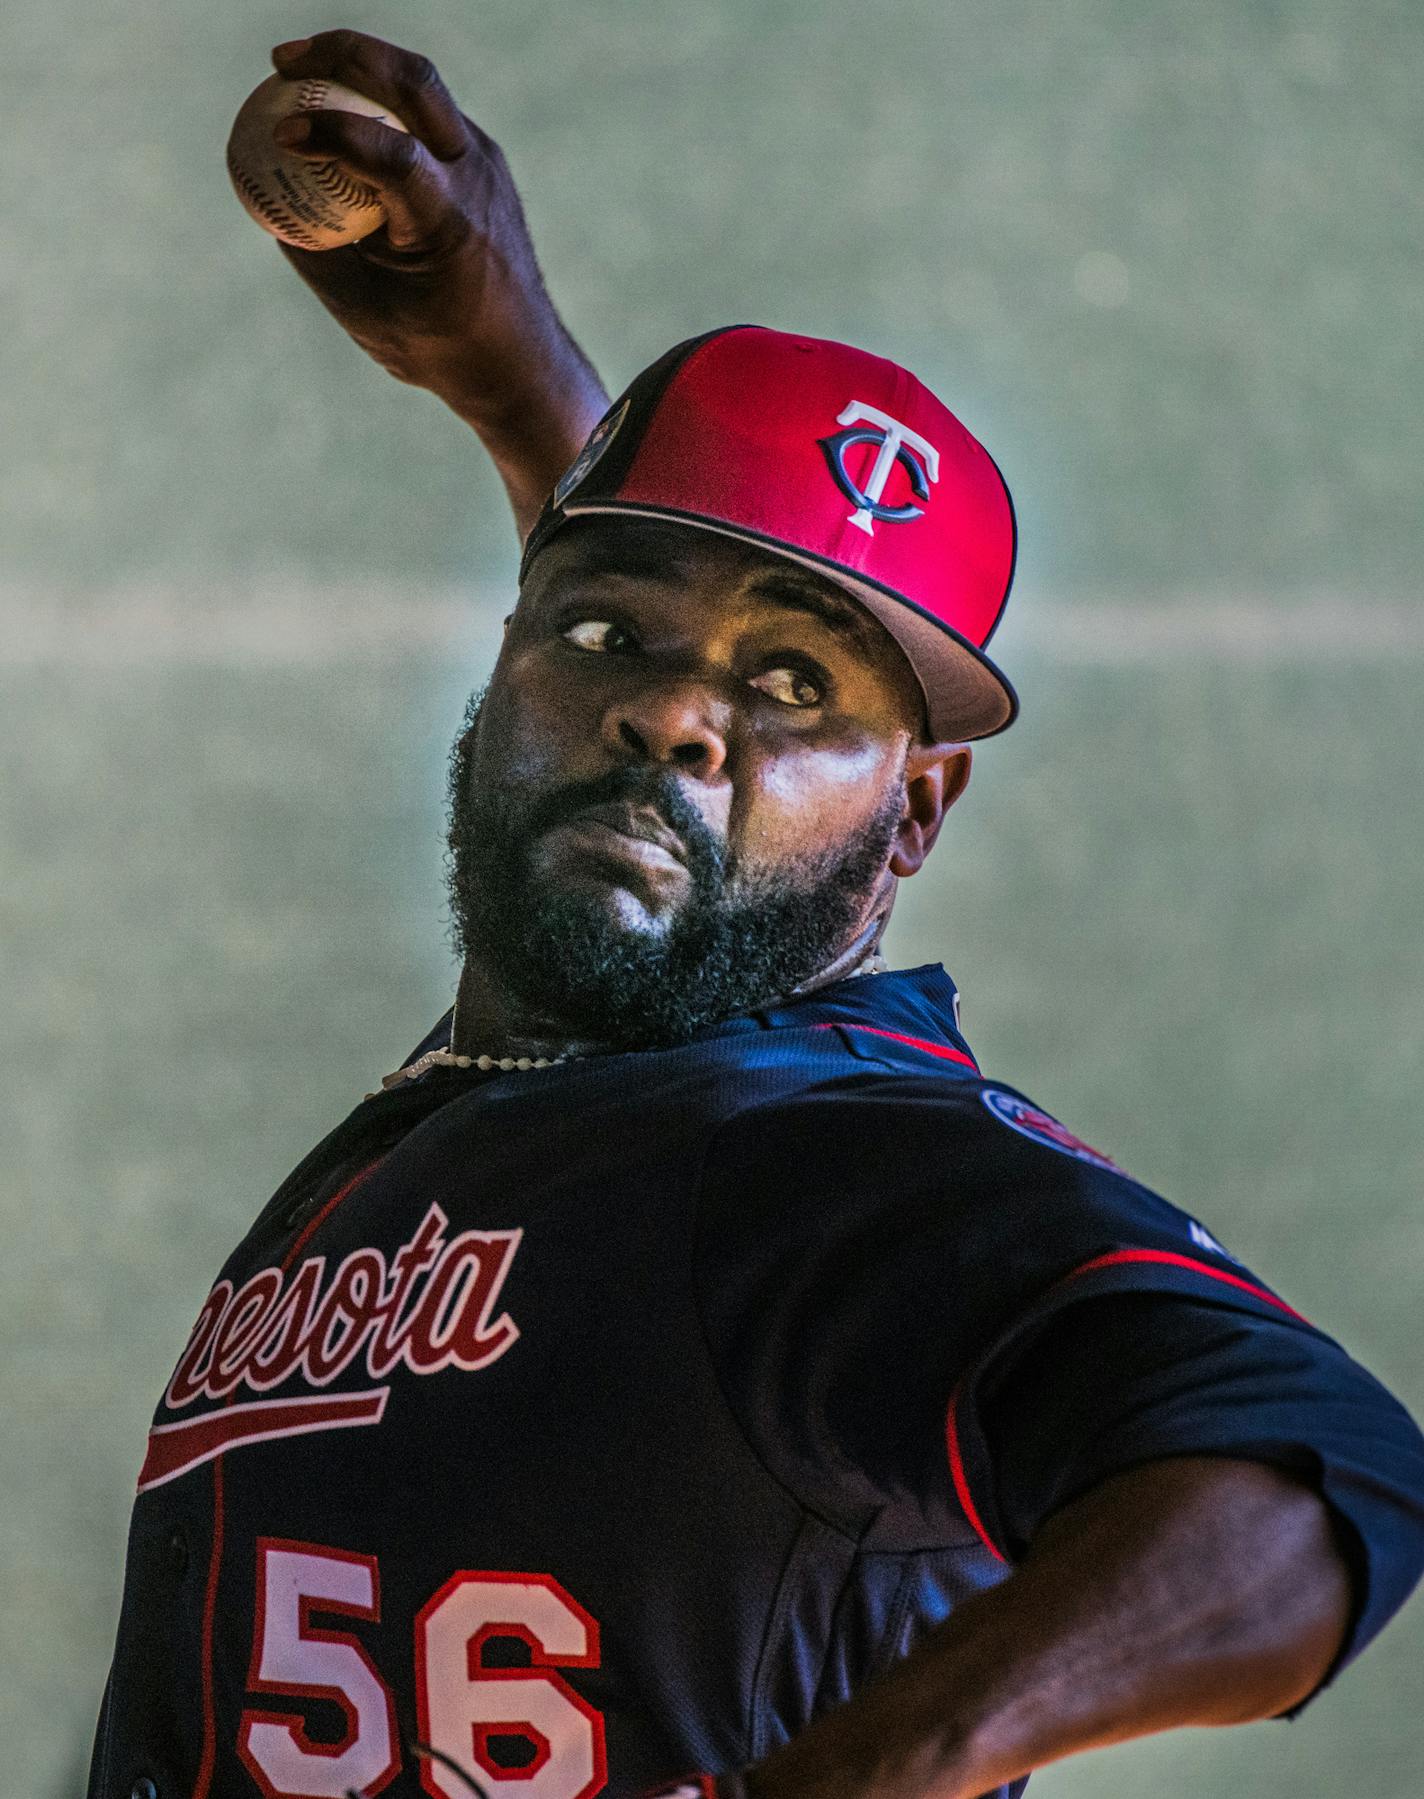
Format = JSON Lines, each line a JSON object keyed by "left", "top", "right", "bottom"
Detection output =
{"left": 517, "top": 515, "right": 930, "bottom": 734}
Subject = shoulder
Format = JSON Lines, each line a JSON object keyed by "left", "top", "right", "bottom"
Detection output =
{"left": 703, "top": 1066, "right": 1149, "bottom": 1208}
{"left": 696, "top": 1069, "right": 1272, "bottom": 1309}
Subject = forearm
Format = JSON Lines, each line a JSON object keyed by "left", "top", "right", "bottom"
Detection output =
{"left": 749, "top": 1456, "right": 1354, "bottom": 1799}
{"left": 435, "top": 288, "right": 609, "bottom": 543}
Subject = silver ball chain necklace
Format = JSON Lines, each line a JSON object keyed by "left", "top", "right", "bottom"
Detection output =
{"left": 378, "top": 951, "right": 890, "bottom": 1092}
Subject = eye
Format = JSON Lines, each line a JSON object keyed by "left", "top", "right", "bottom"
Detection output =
{"left": 561, "top": 617, "right": 636, "bottom": 654}
{"left": 748, "top": 664, "right": 824, "bottom": 708}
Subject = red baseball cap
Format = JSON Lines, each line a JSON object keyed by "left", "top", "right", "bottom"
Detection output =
{"left": 521, "top": 324, "right": 1018, "bottom": 741}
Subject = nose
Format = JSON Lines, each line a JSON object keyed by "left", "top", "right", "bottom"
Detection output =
{"left": 601, "top": 679, "right": 730, "bottom": 777}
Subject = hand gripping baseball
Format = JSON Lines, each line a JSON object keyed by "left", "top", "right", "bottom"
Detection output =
{"left": 263, "top": 28, "right": 607, "bottom": 515}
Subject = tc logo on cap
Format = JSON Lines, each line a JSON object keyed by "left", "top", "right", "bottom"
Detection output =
{"left": 820, "top": 400, "right": 941, "bottom": 536}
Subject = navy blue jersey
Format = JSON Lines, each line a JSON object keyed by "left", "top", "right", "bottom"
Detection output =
{"left": 89, "top": 966, "right": 1424, "bottom": 1799}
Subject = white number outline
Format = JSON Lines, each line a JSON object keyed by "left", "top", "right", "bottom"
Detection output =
{"left": 414, "top": 1569, "right": 608, "bottom": 1799}
{"left": 237, "top": 1537, "right": 400, "bottom": 1799}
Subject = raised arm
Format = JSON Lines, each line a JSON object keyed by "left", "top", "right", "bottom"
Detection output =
{"left": 264, "top": 29, "right": 610, "bottom": 541}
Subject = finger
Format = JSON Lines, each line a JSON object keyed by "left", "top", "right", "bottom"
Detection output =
{"left": 271, "top": 109, "right": 455, "bottom": 247}
{"left": 271, "top": 28, "right": 468, "bottom": 161}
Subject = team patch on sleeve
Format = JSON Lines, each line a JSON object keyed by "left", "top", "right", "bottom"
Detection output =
{"left": 980, "top": 1087, "right": 1123, "bottom": 1173}
{"left": 553, "top": 398, "right": 631, "bottom": 506}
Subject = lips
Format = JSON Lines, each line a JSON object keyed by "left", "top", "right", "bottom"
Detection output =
{"left": 563, "top": 802, "right": 689, "bottom": 867}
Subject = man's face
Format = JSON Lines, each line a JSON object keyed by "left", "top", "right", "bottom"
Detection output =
{"left": 445, "top": 518, "right": 937, "bottom": 1047}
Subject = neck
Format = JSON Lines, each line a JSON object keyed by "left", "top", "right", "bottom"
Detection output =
{"left": 785, "top": 911, "right": 888, "bottom": 1000}
{"left": 449, "top": 913, "right": 892, "bottom": 1062}
{"left": 449, "top": 960, "right": 608, "bottom": 1062}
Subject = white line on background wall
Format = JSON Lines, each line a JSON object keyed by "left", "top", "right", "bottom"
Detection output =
{"left": 1020, "top": 600, "right": 1424, "bottom": 664}
{"left": 0, "top": 588, "right": 1420, "bottom": 666}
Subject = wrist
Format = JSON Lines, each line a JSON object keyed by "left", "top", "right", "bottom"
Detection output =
{"left": 447, "top": 334, "right": 609, "bottom": 543}
{"left": 429, "top": 272, "right": 608, "bottom": 444}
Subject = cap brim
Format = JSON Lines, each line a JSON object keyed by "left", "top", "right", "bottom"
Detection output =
{"left": 561, "top": 500, "right": 1019, "bottom": 743}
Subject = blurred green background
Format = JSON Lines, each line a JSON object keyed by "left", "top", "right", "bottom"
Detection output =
{"left": 3, "top": 0, "right": 1422, "bottom": 1792}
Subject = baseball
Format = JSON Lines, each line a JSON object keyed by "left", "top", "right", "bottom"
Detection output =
{"left": 226, "top": 72, "right": 410, "bottom": 250}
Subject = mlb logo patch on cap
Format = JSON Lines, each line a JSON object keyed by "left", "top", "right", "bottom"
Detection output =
{"left": 522, "top": 325, "right": 1019, "bottom": 743}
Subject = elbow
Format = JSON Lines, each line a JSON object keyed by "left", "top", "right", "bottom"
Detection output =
{"left": 1207, "top": 1467, "right": 1358, "bottom": 1723}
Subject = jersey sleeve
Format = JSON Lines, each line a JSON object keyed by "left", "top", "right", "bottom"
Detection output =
{"left": 692, "top": 1074, "right": 1424, "bottom": 1694}
{"left": 974, "top": 1290, "right": 1424, "bottom": 1713}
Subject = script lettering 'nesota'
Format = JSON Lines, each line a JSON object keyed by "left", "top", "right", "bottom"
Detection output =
{"left": 163, "top": 1204, "right": 522, "bottom": 1409}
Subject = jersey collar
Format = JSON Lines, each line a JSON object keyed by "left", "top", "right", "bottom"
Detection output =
{"left": 389, "top": 964, "right": 971, "bottom": 1087}
{"left": 702, "top": 962, "right": 966, "bottom": 1045}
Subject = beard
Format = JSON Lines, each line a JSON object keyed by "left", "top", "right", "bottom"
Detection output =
{"left": 444, "top": 690, "right": 902, "bottom": 1050}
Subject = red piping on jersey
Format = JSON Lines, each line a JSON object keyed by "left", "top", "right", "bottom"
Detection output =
{"left": 946, "top": 1381, "right": 1007, "bottom": 1564}
{"left": 189, "top": 1154, "right": 384, "bottom": 1799}
{"left": 193, "top": 1455, "right": 224, "bottom": 1798}
{"left": 284, "top": 1158, "right": 382, "bottom": 1267}
{"left": 1065, "top": 1249, "right": 1308, "bottom": 1323}
{"left": 815, "top": 1021, "right": 979, "bottom": 1072}
{"left": 943, "top": 1247, "right": 1312, "bottom": 1564}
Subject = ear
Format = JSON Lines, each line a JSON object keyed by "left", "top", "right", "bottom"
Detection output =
{"left": 889, "top": 743, "right": 972, "bottom": 879}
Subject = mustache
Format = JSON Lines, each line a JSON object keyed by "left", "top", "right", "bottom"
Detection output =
{"left": 518, "top": 764, "right": 727, "bottom": 882}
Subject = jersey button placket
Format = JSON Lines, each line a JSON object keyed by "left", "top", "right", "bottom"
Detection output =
{"left": 129, "top": 1779, "right": 159, "bottom": 1799}
{"left": 282, "top": 1191, "right": 319, "bottom": 1232}
{"left": 165, "top": 1527, "right": 188, "bottom": 1577}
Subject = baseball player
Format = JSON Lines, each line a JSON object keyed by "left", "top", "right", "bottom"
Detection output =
{"left": 88, "top": 32, "right": 1424, "bottom": 1799}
